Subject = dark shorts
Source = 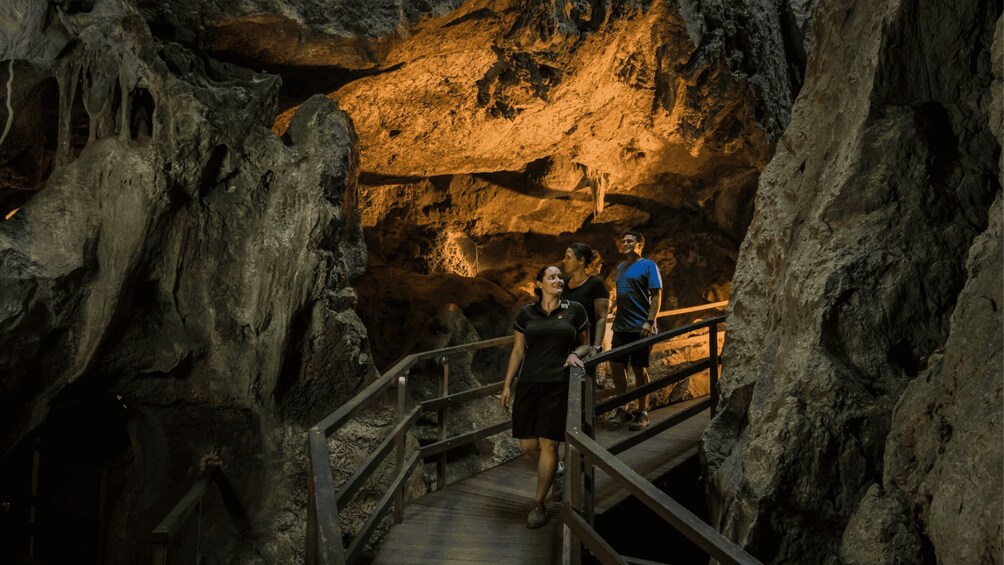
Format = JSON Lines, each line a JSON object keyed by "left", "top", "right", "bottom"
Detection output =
{"left": 610, "top": 331, "right": 651, "bottom": 368}
{"left": 512, "top": 381, "right": 569, "bottom": 442}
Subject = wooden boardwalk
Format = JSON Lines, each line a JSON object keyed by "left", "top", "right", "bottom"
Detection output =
{"left": 370, "top": 398, "right": 709, "bottom": 565}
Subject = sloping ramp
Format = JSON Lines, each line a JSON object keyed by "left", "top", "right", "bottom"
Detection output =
{"left": 371, "top": 398, "right": 710, "bottom": 565}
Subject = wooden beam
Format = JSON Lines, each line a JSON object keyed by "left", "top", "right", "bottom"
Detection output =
{"left": 308, "top": 428, "right": 346, "bottom": 564}
{"left": 584, "top": 316, "right": 725, "bottom": 370}
{"left": 344, "top": 452, "right": 421, "bottom": 564}
{"left": 562, "top": 503, "right": 627, "bottom": 565}
{"left": 595, "top": 360, "right": 711, "bottom": 417}
{"left": 420, "top": 421, "right": 512, "bottom": 458}
{"left": 566, "top": 431, "right": 762, "bottom": 565}
{"left": 420, "top": 381, "right": 504, "bottom": 412}
{"left": 606, "top": 398, "right": 711, "bottom": 456}
{"left": 337, "top": 406, "right": 422, "bottom": 510}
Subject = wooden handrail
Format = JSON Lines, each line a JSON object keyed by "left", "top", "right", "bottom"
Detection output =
{"left": 419, "top": 420, "right": 513, "bottom": 458}
{"left": 316, "top": 336, "right": 514, "bottom": 436}
{"left": 566, "top": 429, "right": 760, "bottom": 564}
{"left": 307, "top": 309, "right": 729, "bottom": 564}
{"left": 419, "top": 380, "right": 504, "bottom": 412}
{"left": 308, "top": 333, "right": 517, "bottom": 564}
{"left": 560, "top": 315, "right": 760, "bottom": 564}
{"left": 344, "top": 452, "right": 422, "bottom": 564}
{"left": 562, "top": 504, "right": 626, "bottom": 565}
{"left": 605, "top": 398, "right": 711, "bottom": 456}
{"left": 655, "top": 300, "right": 729, "bottom": 319}
{"left": 308, "top": 428, "right": 345, "bottom": 565}
{"left": 152, "top": 475, "right": 212, "bottom": 545}
{"left": 585, "top": 316, "right": 726, "bottom": 369}
{"left": 152, "top": 466, "right": 248, "bottom": 565}
{"left": 337, "top": 406, "right": 423, "bottom": 511}
{"left": 594, "top": 360, "right": 711, "bottom": 417}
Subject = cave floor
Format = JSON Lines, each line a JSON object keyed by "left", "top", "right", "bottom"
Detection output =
{"left": 371, "top": 398, "right": 709, "bottom": 564}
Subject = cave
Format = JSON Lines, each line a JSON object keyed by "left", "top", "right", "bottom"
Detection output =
{"left": 0, "top": 1, "right": 1001, "bottom": 564}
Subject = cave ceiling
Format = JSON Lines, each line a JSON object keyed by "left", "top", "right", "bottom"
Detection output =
{"left": 188, "top": 1, "right": 778, "bottom": 270}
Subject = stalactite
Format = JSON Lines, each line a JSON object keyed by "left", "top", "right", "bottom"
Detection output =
{"left": 81, "top": 56, "right": 95, "bottom": 145}
{"left": 82, "top": 56, "right": 122, "bottom": 141}
{"left": 55, "top": 60, "right": 81, "bottom": 166}
{"left": 0, "top": 59, "right": 14, "bottom": 148}
{"left": 118, "top": 73, "right": 128, "bottom": 140}
{"left": 584, "top": 166, "right": 608, "bottom": 218}
{"left": 395, "top": 0, "right": 410, "bottom": 38}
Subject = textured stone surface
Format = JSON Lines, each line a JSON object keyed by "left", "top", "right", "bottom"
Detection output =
{"left": 0, "top": 0, "right": 380, "bottom": 561}
{"left": 263, "top": 0, "right": 812, "bottom": 323}
{"left": 702, "top": 0, "right": 1002, "bottom": 562}
{"left": 842, "top": 14, "right": 1004, "bottom": 565}
{"left": 271, "top": 0, "right": 788, "bottom": 197}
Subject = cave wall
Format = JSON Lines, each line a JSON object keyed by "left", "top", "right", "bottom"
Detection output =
{"left": 702, "top": 0, "right": 1003, "bottom": 562}
{"left": 0, "top": 0, "right": 375, "bottom": 561}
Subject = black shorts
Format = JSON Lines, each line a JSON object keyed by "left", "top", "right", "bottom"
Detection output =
{"left": 610, "top": 331, "right": 651, "bottom": 368}
{"left": 511, "top": 381, "right": 569, "bottom": 442}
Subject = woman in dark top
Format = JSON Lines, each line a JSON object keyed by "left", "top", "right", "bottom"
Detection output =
{"left": 561, "top": 243, "right": 611, "bottom": 358}
{"left": 500, "top": 265, "right": 590, "bottom": 529}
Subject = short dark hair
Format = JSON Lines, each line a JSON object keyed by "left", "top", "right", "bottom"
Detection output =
{"left": 623, "top": 231, "right": 645, "bottom": 246}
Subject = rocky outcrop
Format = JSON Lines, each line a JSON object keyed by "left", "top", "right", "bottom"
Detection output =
{"left": 841, "top": 14, "right": 1004, "bottom": 564}
{"left": 0, "top": 0, "right": 374, "bottom": 561}
{"left": 261, "top": 0, "right": 812, "bottom": 319}
{"left": 702, "top": 0, "right": 1002, "bottom": 562}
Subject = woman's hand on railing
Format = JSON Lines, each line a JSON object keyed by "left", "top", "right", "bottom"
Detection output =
{"left": 564, "top": 353, "right": 585, "bottom": 368}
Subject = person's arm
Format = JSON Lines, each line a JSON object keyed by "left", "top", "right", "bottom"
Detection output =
{"left": 641, "top": 288, "right": 662, "bottom": 337}
{"left": 500, "top": 331, "right": 525, "bottom": 409}
{"left": 565, "top": 330, "right": 590, "bottom": 368}
{"left": 592, "top": 298, "right": 610, "bottom": 353}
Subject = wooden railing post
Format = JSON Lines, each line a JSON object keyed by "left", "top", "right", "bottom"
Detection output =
{"left": 563, "top": 368, "right": 586, "bottom": 565}
{"left": 437, "top": 357, "right": 449, "bottom": 491}
{"left": 152, "top": 544, "right": 167, "bottom": 565}
{"left": 306, "top": 452, "right": 318, "bottom": 565}
{"left": 583, "top": 370, "right": 596, "bottom": 528}
{"left": 393, "top": 372, "right": 408, "bottom": 523}
{"left": 307, "top": 428, "right": 345, "bottom": 564}
{"left": 709, "top": 322, "right": 719, "bottom": 418}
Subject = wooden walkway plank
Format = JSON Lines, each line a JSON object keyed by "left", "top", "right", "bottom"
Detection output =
{"left": 370, "top": 399, "right": 709, "bottom": 565}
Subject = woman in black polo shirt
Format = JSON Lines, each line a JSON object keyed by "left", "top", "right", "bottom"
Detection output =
{"left": 500, "top": 265, "right": 590, "bottom": 529}
{"left": 561, "top": 242, "right": 610, "bottom": 359}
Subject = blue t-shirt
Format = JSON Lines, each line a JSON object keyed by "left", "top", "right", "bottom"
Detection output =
{"left": 612, "top": 258, "right": 662, "bottom": 333}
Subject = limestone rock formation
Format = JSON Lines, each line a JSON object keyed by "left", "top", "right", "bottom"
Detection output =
{"left": 0, "top": 0, "right": 377, "bottom": 561}
{"left": 702, "top": 0, "right": 1002, "bottom": 562}
{"left": 841, "top": 14, "right": 1004, "bottom": 565}
{"left": 263, "top": 0, "right": 810, "bottom": 318}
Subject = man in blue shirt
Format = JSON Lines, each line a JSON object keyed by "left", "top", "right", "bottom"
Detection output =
{"left": 607, "top": 231, "right": 662, "bottom": 430}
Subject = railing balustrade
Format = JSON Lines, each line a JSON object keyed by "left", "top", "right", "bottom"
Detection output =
{"left": 151, "top": 465, "right": 247, "bottom": 565}
{"left": 560, "top": 315, "right": 762, "bottom": 565}
{"left": 306, "top": 336, "right": 515, "bottom": 564}
{"left": 302, "top": 304, "right": 756, "bottom": 564}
